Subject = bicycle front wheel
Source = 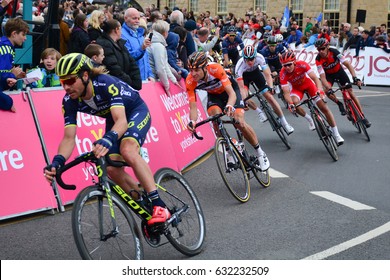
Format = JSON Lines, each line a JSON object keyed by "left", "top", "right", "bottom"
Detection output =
{"left": 313, "top": 112, "right": 338, "bottom": 161}
{"left": 154, "top": 168, "right": 206, "bottom": 257}
{"left": 215, "top": 137, "right": 250, "bottom": 202}
{"left": 72, "top": 185, "right": 143, "bottom": 260}
{"left": 262, "top": 101, "right": 291, "bottom": 149}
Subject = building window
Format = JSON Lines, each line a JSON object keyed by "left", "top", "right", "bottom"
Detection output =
{"left": 217, "top": 0, "right": 227, "bottom": 14}
{"left": 189, "top": 0, "right": 198, "bottom": 13}
{"left": 254, "top": 0, "right": 267, "bottom": 13}
{"left": 291, "top": 0, "right": 303, "bottom": 28}
{"left": 324, "top": 0, "right": 340, "bottom": 33}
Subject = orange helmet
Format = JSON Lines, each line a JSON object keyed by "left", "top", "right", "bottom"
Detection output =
{"left": 279, "top": 51, "right": 296, "bottom": 64}
{"left": 188, "top": 51, "right": 208, "bottom": 69}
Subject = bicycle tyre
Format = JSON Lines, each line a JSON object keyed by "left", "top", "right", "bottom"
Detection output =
{"left": 260, "top": 97, "right": 291, "bottom": 149}
{"left": 252, "top": 160, "right": 271, "bottom": 188}
{"left": 349, "top": 101, "right": 370, "bottom": 142}
{"left": 71, "top": 185, "right": 144, "bottom": 260}
{"left": 215, "top": 137, "right": 250, "bottom": 203}
{"left": 312, "top": 111, "right": 338, "bottom": 161}
{"left": 154, "top": 168, "right": 206, "bottom": 256}
{"left": 345, "top": 100, "right": 361, "bottom": 133}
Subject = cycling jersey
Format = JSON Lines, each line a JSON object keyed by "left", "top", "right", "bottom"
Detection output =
{"left": 260, "top": 44, "right": 285, "bottom": 72}
{"left": 221, "top": 36, "right": 244, "bottom": 55}
{"left": 315, "top": 48, "right": 345, "bottom": 75}
{"left": 62, "top": 74, "right": 151, "bottom": 152}
{"left": 280, "top": 60, "right": 318, "bottom": 100}
{"left": 186, "top": 62, "right": 244, "bottom": 109}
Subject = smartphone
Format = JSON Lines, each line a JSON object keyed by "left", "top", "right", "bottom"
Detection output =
{"left": 148, "top": 33, "right": 153, "bottom": 40}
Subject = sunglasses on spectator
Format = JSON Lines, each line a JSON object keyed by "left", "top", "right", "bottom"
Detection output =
{"left": 317, "top": 47, "right": 327, "bottom": 51}
{"left": 283, "top": 63, "right": 294, "bottom": 67}
{"left": 60, "top": 75, "right": 79, "bottom": 86}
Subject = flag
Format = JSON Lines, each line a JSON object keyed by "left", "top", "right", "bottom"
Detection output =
{"left": 317, "top": 12, "right": 323, "bottom": 23}
{"left": 281, "top": 6, "right": 290, "bottom": 27}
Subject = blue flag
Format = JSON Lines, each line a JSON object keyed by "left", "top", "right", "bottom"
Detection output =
{"left": 317, "top": 12, "right": 323, "bottom": 23}
{"left": 281, "top": 6, "right": 290, "bottom": 27}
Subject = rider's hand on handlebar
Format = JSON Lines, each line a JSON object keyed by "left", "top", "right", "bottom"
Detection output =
{"left": 353, "top": 76, "right": 362, "bottom": 87}
{"left": 288, "top": 102, "right": 296, "bottom": 114}
{"left": 43, "top": 154, "right": 66, "bottom": 183}
{"left": 224, "top": 104, "right": 235, "bottom": 117}
{"left": 93, "top": 131, "right": 118, "bottom": 158}
{"left": 187, "top": 120, "right": 196, "bottom": 132}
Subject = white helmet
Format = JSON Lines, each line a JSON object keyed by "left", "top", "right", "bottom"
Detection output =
{"left": 275, "top": 34, "right": 284, "bottom": 42}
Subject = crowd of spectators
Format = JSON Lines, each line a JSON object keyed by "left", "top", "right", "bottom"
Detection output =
{"left": 1, "top": 0, "right": 389, "bottom": 113}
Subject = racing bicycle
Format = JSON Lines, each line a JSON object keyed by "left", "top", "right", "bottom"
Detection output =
{"left": 246, "top": 82, "right": 291, "bottom": 149}
{"left": 295, "top": 92, "right": 339, "bottom": 161}
{"left": 272, "top": 72, "right": 288, "bottom": 109}
{"left": 55, "top": 152, "right": 206, "bottom": 259}
{"left": 192, "top": 112, "right": 270, "bottom": 203}
{"left": 331, "top": 80, "right": 370, "bottom": 142}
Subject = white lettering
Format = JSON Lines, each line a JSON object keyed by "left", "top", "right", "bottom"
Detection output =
{"left": 0, "top": 149, "right": 24, "bottom": 171}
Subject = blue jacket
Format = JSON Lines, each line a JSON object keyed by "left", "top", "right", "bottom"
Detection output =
{"left": 286, "top": 30, "right": 303, "bottom": 46}
{"left": 165, "top": 32, "right": 181, "bottom": 73}
{"left": 355, "top": 36, "right": 375, "bottom": 56}
{"left": 121, "top": 23, "right": 154, "bottom": 80}
{"left": 0, "top": 36, "right": 17, "bottom": 82}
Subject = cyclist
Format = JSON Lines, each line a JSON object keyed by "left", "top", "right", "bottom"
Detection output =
{"left": 314, "top": 38, "right": 371, "bottom": 128}
{"left": 260, "top": 36, "right": 286, "bottom": 74}
{"left": 186, "top": 51, "right": 270, "bottom": 171}
{"left": 43, "top": 53, "right": 170, "bottom": 226}
{"left": 235, "top": 44, "right": 294, "bottom": 134}
{"left": 221, "top": 26, "right": 244, "bottom": 69}
{"left": 275, "top": 33, "right": 291, "bottom": 51}
{"left": 279, "top": 51, "right": 345, "bottom": 145}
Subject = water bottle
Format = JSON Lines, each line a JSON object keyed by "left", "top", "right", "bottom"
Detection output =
{"left": 231, "top": 138, "right": 244, "bottom": 154}
{"left": 274, "top": 85, "right": 280, "bottom": 94}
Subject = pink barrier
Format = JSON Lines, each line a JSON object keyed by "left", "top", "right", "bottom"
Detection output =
{"left": 0, "top": 81, "right": 215, "bottom": 218}
{"left": 0, "top": 93, "right": 57, "bottom": 219}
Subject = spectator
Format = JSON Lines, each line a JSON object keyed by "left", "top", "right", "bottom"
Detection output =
{"left": 286, "top": 27, "right": 303, "bottom": 47}
{"left": 380, "top": 23, "right": 387, "bottom": 36}
{"left": 148, "top": 9, "right": 163, "bottom": 31}
{"left": 304, "top": 26, "right": 319, "bottom": 48}
{"left": 374, "top": 35, "right": 390, "bottom": 53}
{"left": 84, "top": 43, "right": 105, "bottom": 67}
{"left": 337, "top": 30, "right": 348, "bottom": 49}
{"left": 0, "top": 17, "right": 29, "bottom": 84}
{"left": 318, "top": 26, "right": 330, "bottom": 41}
{"left": 58, "top": 7, "right": 70, "bottom": 56}
{"left": 343, "top": 27, "right": 361, "bottom": 53}
{"left": 184, "top": 19, "right": 198, "bottom": 55}
{"left": 32, "top": 48, "right": 62, "bottom": 88}
{"left": 170, "top": 9, "right": 197, "bottom": 57}
{"left": 147, "top": 20, "right": 181, "bottom": 96}
{"left": 304, "top": 17, "right": 313, "bottom": 36}
{"left": 194, "top": 27, "right": 220, "bottom": 52}
{"left": 96, "top": 19, "right": 142, "bottom": 90}
{"left": 355, "top": 30, "right": 374, "bottom": 57}
{"left": 68, "top": 13, "right": 91, "bottom": 54}
{"left": 166, "top": 30, "right": 187, "bottom": 79}
{"left": 122, "top": 8, "right": 154, "bottom": 82}
{"left": 328, "top": 30, "right": 338, "bottom": 47}
{"left": 173, "top": 26, "right": 189, "bottom": 70}
{"left": 343, "top": 23, "right": 352, "bottom": 38}
{"left": 88, "top": 10, "right": 105, "bottom": 42}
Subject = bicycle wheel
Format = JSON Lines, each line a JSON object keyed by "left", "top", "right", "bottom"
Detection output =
{"left": 345, "top": 100, "right": 361, "bottom": 133}
{"left": 154, "top": 168, "right": 206, "bottom": 256}
{"left": 349, "top": 101, "right": 370, "bottom": 142}
{"left": 215, "top": 137, "right": 250, "bottom": 202}
{"left": 261, "top": 99, "right": 291, "bottom": 149}
{"left": 72, "top": 185, "right": 143, "bottom": 260}
{"left": 251, "top": 156, "right": 271, "bottom": 188}
{"left": 313, "top": 112, "right": 338, "bottom": 161}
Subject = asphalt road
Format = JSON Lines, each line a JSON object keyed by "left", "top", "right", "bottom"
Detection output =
{"left": 1, "top": 85, "right": 389, "bottom": 260}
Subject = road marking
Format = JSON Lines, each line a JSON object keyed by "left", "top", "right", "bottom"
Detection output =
{"left": 303, "top": 221, "right": 390, "bottom": 260}
{"left": 359, "top": 93, "right": 390, "bottom": 98}
{"left": 310, "top": 191, "right": 376, "bottom": 210}
{"left": 269, "top": 168, "right": 289, "bottom": 178}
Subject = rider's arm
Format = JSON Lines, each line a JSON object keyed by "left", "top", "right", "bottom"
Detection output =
{"left": 342, "top": 60, "right": 358, "bottom": 80}
{"left": 262, "top": 66, "right": 274, "bottom": 88}
{"left": 57, "top": 125, "right": 77, "bottom": 161}
{"left": 308, "top": 71, "right": 324, "bottom": 92}
{"left": 224, "top": 84, "right": 237, "bottom": 108}
{"left": 281, "top": 84, "right": 293, "bottom": 104}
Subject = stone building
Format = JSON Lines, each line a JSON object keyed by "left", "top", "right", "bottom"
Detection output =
{"left": 132, "top": 0, "right": 390, "bottom": 33}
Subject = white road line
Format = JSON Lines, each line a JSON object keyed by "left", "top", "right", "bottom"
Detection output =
{"left": 303, "top": 222, "right": 390, "bottom": 260}
{"left": 359, "top": 93, "right": 390, "bottom": 98}
{"left": 310, "top": 191, "right": 376, "bottom": 210}
{"left": 269, "top": 168, "right": 289, "bottom": 178}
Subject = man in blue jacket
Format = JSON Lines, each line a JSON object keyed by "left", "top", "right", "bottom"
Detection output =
{"left": 122, "top": 8, "right": 155, "bottom": 82}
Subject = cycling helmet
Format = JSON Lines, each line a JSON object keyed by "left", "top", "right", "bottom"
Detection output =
{"left": 227, "top": 26, "right": 237, "bottom": 34}
{"left": 262, "top": 32, "right": 270, "bottom": 40}
{"left": 242, "top": 45, "right": 256, "bottom": 59}
{"left": 315, "top": 38, "right": 329, "bottom": 49}
{"left": 56, "top": 53, "right": 93, "bottom": 77}
{"left": 275, "top": 34, "right": 284, "bottom": 42}
{"left": 267, "top": 36, "right": 277, "bottom": 44}
{"left": 279, "top": 51, "right": 296, "bottom": 64}
{"left": 188, "top": 51, "right": 208, "bottom": 69}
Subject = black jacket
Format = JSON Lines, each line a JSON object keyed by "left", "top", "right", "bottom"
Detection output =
{"left": 68, "top": 27, "right": 91, "bottom": 54}
{"left": 96, "top": 33, "right": 142, "bottom": 90}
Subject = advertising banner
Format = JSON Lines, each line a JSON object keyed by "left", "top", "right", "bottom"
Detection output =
{"left": 0, "top": 92, "right": 57, "bottom": 219}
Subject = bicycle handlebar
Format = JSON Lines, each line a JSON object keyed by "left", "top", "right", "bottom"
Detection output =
{"left": 55, "top": 152, "right": 129, "bottom": 190}
{"left": 191, "top": 112, "right": 226, "bottom": 140}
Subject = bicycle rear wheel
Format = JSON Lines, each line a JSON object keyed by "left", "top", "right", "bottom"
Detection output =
{"left": 72, "top": 185, "right": 143, "bottom": 260}
{"left": 215, "top": 137, "right": 250, "bottom": 202}
{"left": 154, "top": 168, "right": 206, "bottom": 256}
{"left": 313, "top": 112, "right": 338, "bottom": 161}
{"left": 349, "top": 101, "right": 370, "bottom": 142}
{"left": 345, "top": 101, "right": 361, "bottom": 133}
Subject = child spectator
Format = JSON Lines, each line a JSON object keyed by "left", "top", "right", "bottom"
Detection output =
{"left": 84, "top": 43, "right": 105, "bottom": 67}
{"left": 32, "top": 48, "right": 62, "bottom": 88}
{"left": 0, "top": 89, "right": 15, "bottom": 112}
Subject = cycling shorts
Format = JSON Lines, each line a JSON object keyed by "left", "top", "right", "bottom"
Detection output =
{"left": 325, "top": 68, "right": 352, "bottom": 89}
{"left": 206, "top": 76, "right": 245, "bottom": 111}
{"left": 242, "top": 67, "right": 268, "bottom": 92}
{"left": 290, "top": 79, "right": 319, "bottom": 101}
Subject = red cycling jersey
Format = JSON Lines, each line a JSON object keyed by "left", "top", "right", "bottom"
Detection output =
{"left": 315, "top": 48, "right": 344, "bottom": 75}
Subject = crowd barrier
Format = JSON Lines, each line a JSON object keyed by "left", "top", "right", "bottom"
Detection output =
{"left": 0, "top": 81, "right": 215, "bottom": 220}
{"left": 243, "top": 39, "right": 389, "bottom": 86}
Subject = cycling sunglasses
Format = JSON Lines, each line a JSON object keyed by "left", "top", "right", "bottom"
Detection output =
{"left": 245, "top": 57, "right": 255, "bottom": 62}
{"left": 317, "top": 47, "right": 327, "bottom": 51}
{"left": 60, "top": 75, "right": 79, "bottom": 86}
{"left": 229, "top": 34, "right": 236, "bottom": 37}
{"left": 283, "top": 63, "right": 294, "bottom": 68}
{"left": 268, "top": 44, "right": 277, "bottom": 47}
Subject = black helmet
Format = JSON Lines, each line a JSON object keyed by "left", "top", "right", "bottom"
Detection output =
{"left": 227, "top": 26, "right": 237, "bottom": 34}
{"left": 315, "top": 38, "right": 329, "bottom": 49}
{"left": 56, "top": 53, "right": 93, "bottom": 77}
{"left": 188, "top": 52, "right": 208, "bottom": 69}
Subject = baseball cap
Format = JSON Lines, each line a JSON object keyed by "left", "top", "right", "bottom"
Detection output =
{"left": 251, "top": 23, "right": 260, "bottom": 30}
{"left": 264, "top": 25, "right": 272, "bottom": 31}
